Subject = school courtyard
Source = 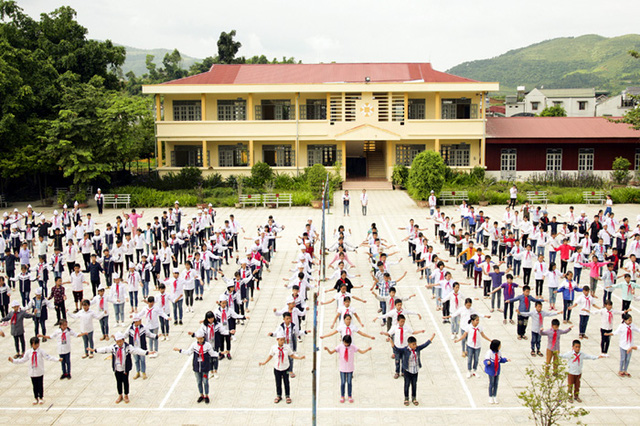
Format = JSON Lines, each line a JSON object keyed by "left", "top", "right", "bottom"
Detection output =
{"left": 1, "top": 190, "right": 639, "bottom": 425}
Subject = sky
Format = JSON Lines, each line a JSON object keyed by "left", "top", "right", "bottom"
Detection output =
{"left": 18, "top": 0, "right": 640, "bottom": 71}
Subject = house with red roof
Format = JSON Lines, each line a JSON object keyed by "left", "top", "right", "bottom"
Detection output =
{"left": 486, "top": 117, "right": 640, "bottom": 180}
{"left": 142, "top": 63, "right": 498, "bottom": 181}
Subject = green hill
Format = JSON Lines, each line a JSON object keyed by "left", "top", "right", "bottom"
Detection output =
{"left": 447, "top": 34, "right": 640, "bottom": 95}
{"left": 119, "top": 45, "right": 202, "bottom": 77}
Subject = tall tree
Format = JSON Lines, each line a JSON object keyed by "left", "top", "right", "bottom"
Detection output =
{"left": 217, "top": 30, "right": 242, "bottom": 64}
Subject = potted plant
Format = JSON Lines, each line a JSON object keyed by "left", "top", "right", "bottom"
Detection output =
{"left": 392, "top": 164, "right": 409, "bottom": 190}
{"left": 74, "top": 191, "right": 88, "bottom": 208}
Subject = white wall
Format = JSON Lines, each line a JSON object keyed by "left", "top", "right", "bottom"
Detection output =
{"left": 596, "top": 95, "right": 633, "bottom": 117}
{"left": 486, "top": 170, "right": 613, "bottom": 181}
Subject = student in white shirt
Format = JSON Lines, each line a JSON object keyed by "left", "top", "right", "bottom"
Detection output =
{"left": 39, "top": 318, "right": 79, "bottom": 379}
{"left": 173, "top": 329, "right": 218, "bottom": 403}
{"left": 455, "top": 314, "right": 492, "bottom": 377}
{"left": 380, "top": 315, "right": 425, "bottom": 379}
{"left": 605, "top": 313, "right": 640, "bottom": 376}
{"left": 258, "top": 329, "right": 305, "bottom": 404}
{"left": 569, "top": 286, "right": 597, "bottom": 339}
{"left": 109, "top": 273, "right": 128, "bottom": 326}
{"left": 8, "top": 336, "right": 61, "bottom": 404}
{"left": 360, "top": 189, "right": 369, "bottom": 216}
{"left": 595, "top": 299, "right": 626, "bottom": 356}
{"left": 69, "top": 299, "right": 105, "bottom": 359}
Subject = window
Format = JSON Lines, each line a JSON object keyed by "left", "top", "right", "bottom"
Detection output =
{"left": 217, "top": 100, "right": 246, "bottom": 121}
{"left": 635, "top": 149, "right": 640, "bottom": 171}
{"left": 578, "top": 101, "right": 587, "bottom": 111}
{"left": 440, "top": 144, "right": 470, "bottom": 167}
{"left": 218, "top": 144, "right": 248, "bottom": 167}
{"left": 553, "top": 101, "right": 563, "bottom": 107}
{"left": 578, "top": 148, "right": 594, "bottom": 172}
{"left": 173, "top": 101, "right": 201, "bottom": 121}
{"left": 408, "top": 99, "right": 426, "bottom": 119}
{"left": 546, "top": 148, "right": 562, "bottom": 172}
{"left": 300, "top": 100, "right": 327, "bottom": 120}
{"left": 307, "top": 145, "right": 339, "bottom": 166}
{"left": 530, "top": 102, "right": 539, "bottom": 111}
{"left": 396, "top": 144, "right": 425, "bottom": 166}
{"left": 262, "top": 145, "right": 294, "bottom": 167}
{"left": 255, "top": 100, "right": 293, "bottom": 120}
{"left": 500, "top": 149, "right": 517, "bottom": 180}
{"left": 441, "top": 98, "right": 478, "bottom": 119}
{"left": 171, "top": 145, "right": 202, "bottom": 167}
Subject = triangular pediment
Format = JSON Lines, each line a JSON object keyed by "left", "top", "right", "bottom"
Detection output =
{"left": 335, "top": 124, "right": 401, "bottom": 141}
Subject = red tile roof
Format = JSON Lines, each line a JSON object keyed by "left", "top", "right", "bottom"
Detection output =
{"left": 487, "top": 117, "right": 640, "bottom": 139}
{"left": 161, "top": 63, "right": 477, "bottom": 85}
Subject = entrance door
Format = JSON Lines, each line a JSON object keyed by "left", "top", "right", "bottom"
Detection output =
{"left": 500, "top": 149, "right": 517, "bottom": 181}
{"left": 346, "top": 157, "right": 367, "bottom": 178}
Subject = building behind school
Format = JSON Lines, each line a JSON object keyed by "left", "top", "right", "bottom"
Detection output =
{"left": 142, "top": 63, "right": 499, "bottom": 182}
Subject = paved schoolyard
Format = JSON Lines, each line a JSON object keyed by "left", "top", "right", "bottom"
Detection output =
{"left": 0, "top": 192, "right": 639, "bottom": 425}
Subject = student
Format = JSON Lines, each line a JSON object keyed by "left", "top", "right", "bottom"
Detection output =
{"left": 483, "top": 339, "right": 510, "bottom": 404}
{"left": 187, "top": 311, "right": 220, "bottom": 378}
{"left": 555, "top": 271, "right": 583, "bottom": 324}
{"left": 173, "top": 329, "right": 217, "bottom": 403}
{"left": 268, "top": 311, "right": 308, "bottom": 378}
{"left": 126, "top": 313, "right": 155, "bottom": 380}
{"left": 559, "top": 340, "right": 603, "bottom": 403}
{"left": 259, "top": 329, "right": 305, "bottom": 404}
{"left": 320, "top": 313, "right": 376, "bottom": 341}
{"left": 505, "top": 285, "right": 543, "bottom": 339}
{"left": 489, "top": 273, "right": 518, "bottom": 324}
{"left": 26, "top": 287, "right": 53, "bottom": 339}
{"left": 519, "top": 301, "right": 557, "bottom": 356}
{"left": 1, "top": 300, "right": 33, "bottom": 357}
{"left": 0, "top": 277, "right": 11, "bottom": 317}
{"left": 155, "top": 283, "right": 172, "bottom": 340}
{"left": 90, "top": 332, "right": 154, "bottom": 403}
{"left": 611, "top": 273, "right": 640, "bottom": 311}
{"left": 91, "top": 285, "right": 111, "bottom": 341}
{"left": 69, "top": 299, "right": 105, "bottom": 359}
{"left": 568, "top": 286, "right": 597, "bottom": 339}
{"left": 66, "top": 263, "right": 87, "bottom": 313}
{"left": 215, "top": 295, "right": 247, "bottom": 359}
{"left": 380, "top": 315, "right": 425, "bottom": 379}
{"left": 324, "top": 335, "right": 371, "bottom": 403}
{"left": 39, "top": 318, "right": 79, "bottom": 379}
{"left": 7, "top": 336, "right": 61, "bottom": 405}
{"left": 541, "top": 318, "right": 573, "bottom": 373}
{"left": 455, "top": 314, "right": 492, "bottom": 378}
{"left": 397, "top": 334, "right": 436, "bottom": 406}
{"left": 374, "top": 299, "right": 422, "bottom": 328}
{"left": 594, "top": 300, "right": 626, "bottom": 356}
{"left": 140, "top": 295, "right": 167, "bottom": 355}
{"left": 605, "top": 313, "right": 640, "bottom": 377}
{"left": 49, "top": 277, "right": 67, "bottom": 325}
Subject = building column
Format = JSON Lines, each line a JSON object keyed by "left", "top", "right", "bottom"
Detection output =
{"left": 480, "top": 138, "right": 486, "bottom": 167}
{"left": 155, "top": 94, "right": 162, "bottom": 121}
{"left": 386, "top": 141, "right": 394, "bottom": 181}
{"left": 404, "top": 92, "right": 409, "bottom": 121}
{"left": 201, "top": 94, "right": 207, "bottom": 120}
{"left": 249, "top": 140, "right": 254, "bottom": 166}
{"left": 202, "top": 140, "right": 208, "bottom": 168}
{"left": 481, "top": 92, "right": 487, "bottom": 119}
{"left": 434, "top": 139, "right": 441, "bottom": 154}
{"left": 435, "top": 92, "right": 441, "bottom": 119}
{"left": 248, "top": 94, "right": 254, "bottom": 120}
{"left": 157, "top": 139, "right": 163, "bottom": 168}
{"left": 341, "top": 140, "right": 346, "bottom": 180}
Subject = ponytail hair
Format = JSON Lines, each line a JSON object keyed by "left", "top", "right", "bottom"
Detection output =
{"left": 468, "top": 314, "right": 479, "bottom": 324}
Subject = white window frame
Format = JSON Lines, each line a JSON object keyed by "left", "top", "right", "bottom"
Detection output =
{"left": 635, "top": 149, "right": 640, "bottom": 171}
{"left": 546, "top": 148, "right": 562, "bottom": 172}
{"left": 500, "top": 148, "right": 517, "bottom": 180}
{"left": 578, "top": 148, "right": 594, "bottom": 172}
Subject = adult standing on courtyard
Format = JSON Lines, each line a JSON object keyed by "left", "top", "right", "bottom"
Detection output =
{"left": 509, "top": 185, "right": 517, "bottom": 208}
{"left": 94, "top": 189, "right": 104, "bottom": 216}
{"left": 360, "top": 190, "right": 368, "bottom": 216}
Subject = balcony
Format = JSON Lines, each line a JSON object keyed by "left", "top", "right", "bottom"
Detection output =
{"left": 155, "top": 119, "right": 486, "bottom": 141}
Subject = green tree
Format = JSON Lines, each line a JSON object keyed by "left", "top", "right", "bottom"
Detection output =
{"left": 407, "top": 151, "right": 446, "bottom": 200}
{"left": 538, "top": 105, "right": 567, "bottom": 117}
{"left": 612, "top": 156, "right": 632, "bottom": 184}
{"left": 251, "top": 162, "right": 274, "bottom": 188}
{"left": 217, "top": 30, "right": 242, "bottom": 64}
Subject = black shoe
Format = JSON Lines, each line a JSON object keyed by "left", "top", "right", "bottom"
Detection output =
{"left": 60, "top": 374, "right": 65, "bottom": 380}
{"left": 204, "top": 396, "right": 210, "bottom": 404}
{"left": 67, "top": 374, "right": 72, "bottom": 379}
{"left": 179, "top": 320, "right": 183, "bottom": 325}
{"left": 197, "top": 396, "right": 205, "bottom": 403}
{"left": 174, "top": 321, "right": 178, "bottom": 325}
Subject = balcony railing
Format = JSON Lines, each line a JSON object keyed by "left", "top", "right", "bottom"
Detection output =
{"left": 254, "top": 104, "right": 294, "bottom": 120}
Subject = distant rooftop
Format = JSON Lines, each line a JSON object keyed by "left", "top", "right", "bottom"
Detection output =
{"left": 538, "top": 88, "right": 596, "bottom": 98}
{"left": 160, "top": 63, "right": 479, "bottom": 85}
{"left": 487, "top": 116, "right": 640, "bottom": 139}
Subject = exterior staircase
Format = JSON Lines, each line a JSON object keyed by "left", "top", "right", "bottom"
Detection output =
{"left": 366, "top": 149, "right": 386, "bottom": 179}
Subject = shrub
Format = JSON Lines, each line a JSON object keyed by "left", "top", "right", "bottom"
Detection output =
{"left": 612, "top": 157, "right": 632, "bottom": 184}
{"left": 175, "top": 167, "right": 203, "bottom": 189}
{"left": 392, "top": 164, "right": 409, "bottom": 187}
{"left": 611, "top": 187, "right": 640, "bottom": 204}
{"left": 470, "top": 166, "right": 485, "bottom": 182}
{"left": 273, "top": 173, "right": 295, "bottom": 190}
{"left": 202, "top": 173, "right": 224, "bottom": 188}
{"left": 307, "top": 164, "right": 328, "bottom": 199}
{"left": 526, "top": 172, "right": 605, "bottom": 189}
{"left": 291, "top": 190, "right": 313, "bottom": 206}
{"left": 407, "top": 151, "right": 446, "bottom": 200}
{"left": 250, "top": 162, "right": 274, "bottom": 188}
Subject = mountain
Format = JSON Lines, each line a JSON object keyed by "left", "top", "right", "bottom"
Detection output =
{"left": 119, "top": 45, "right": 202, "bottom": 77}
{"left": 447, "top": 34, "right": 640, "bottom": 95}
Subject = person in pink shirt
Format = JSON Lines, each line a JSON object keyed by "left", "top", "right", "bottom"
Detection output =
{"left": 580, "top": 255, "right": 610, "bottom": 296}
{"left": 125, "top": 209, "right": 144, "bottom": 230}
{"left": 324, "top": 335, "right": 372, "bottom": 403}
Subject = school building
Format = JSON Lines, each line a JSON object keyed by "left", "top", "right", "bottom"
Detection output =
{"left": 142, "top": 63, "right": 499, "bottom": 182}
{"left": 486, "top": 117, "right": 640, "bottom": 180}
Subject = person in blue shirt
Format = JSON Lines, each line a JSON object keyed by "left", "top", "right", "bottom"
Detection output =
{"left": 554, "top": 271, "right": 583, "bottom": 324}
{"left": 505, "top": 285, "right": 544, "bottom": 339}
{"left": 483, "top": 339, "right": 510, "bottom": 404}
{"left": 398, "top": 334, "right": 436, "bottom": 406}
{"left": 87, "top": 255, "right": 103, "bottom": 297}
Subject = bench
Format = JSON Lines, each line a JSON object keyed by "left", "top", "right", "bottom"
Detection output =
{"left": 583, "top": 190, "right": 605, "bottom": 204}
{"left": 439, "top": 190, "right": 468, "bottom": 205}
{"left": 526, "top": 191, "right": 548, "bottom": 205}
{"left": 0, "top": 195, "right": 7, "bottom": 208}
{"left": 262, "top": 193, "right": 293, "bottom": 208}
{"left": 103, "top": 194, "right": 131, "bottom": 209}
{"left": 239, "top": 194, "right": 262, "bottom": 208}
